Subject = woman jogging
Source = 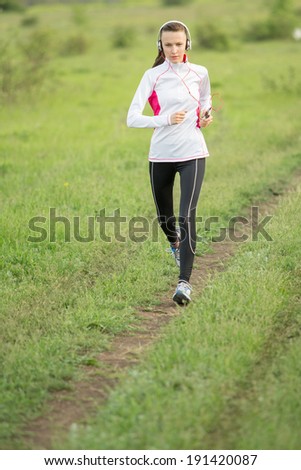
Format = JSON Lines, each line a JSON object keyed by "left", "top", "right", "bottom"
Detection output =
{"left": 127, "top": 20, "right": 213, "bottom": 306}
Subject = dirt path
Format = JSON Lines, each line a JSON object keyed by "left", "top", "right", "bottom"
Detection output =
{"left": 23, "top": 173, "right": 301, "bottom": 449}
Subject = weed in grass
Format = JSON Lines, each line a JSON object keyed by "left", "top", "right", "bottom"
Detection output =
{"left": 59, "top": 34, "right": 89, "bottom": 57}
{"left": 112, "top": 25, "right": 136, "bottom": 48}
{"left": 195, "top": 23, "right": 231, "bottom": 51}
{"left": 245, "top": 0, "right": 296, "bottom": 41}
{"left": 0, "top": 0, "right": 24, "bottom": 12}
{"left": 20, "top": 14, "right": 39, "bottom": 28}
{"left": 70, "top": 5, "right": 88, "bottom": 28}
{"left": 0, "top": 28, "right": 54, "bottom": 102}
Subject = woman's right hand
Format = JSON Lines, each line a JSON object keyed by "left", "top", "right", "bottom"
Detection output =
{"left": 170, "top": 111, "right": 186, "bottom": 125}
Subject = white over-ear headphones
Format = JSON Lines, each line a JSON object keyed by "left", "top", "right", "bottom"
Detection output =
{"left": 157, "top": 20, "right": 192, "bottom": 52}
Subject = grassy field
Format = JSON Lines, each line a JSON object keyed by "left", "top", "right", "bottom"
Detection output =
{"left": 64, "top": 179, "right": 301, "bottom": 450}
{"left": 1, "top": 0, "right": 301, "bottom": 449}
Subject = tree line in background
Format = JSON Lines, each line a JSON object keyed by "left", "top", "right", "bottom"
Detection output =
{"left": 0, "top": 0, "right": 298, "bottom": 15}
{"left": 0, "top": 0, "right": 300, "bottom": 103}
{"left": 1, "top": 0, "right": 299, "bottom": 44}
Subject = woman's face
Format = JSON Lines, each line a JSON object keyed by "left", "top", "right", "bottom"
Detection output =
{"left": 161, "top": 30, "right": 187, "bottom": 64}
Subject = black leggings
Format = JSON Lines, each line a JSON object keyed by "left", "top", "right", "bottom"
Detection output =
{"left": 149, "top": 158, "right": 206, "bottom": 283}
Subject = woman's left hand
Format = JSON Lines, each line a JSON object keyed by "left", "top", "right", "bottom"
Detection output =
{"left": 200, "top": 114, "right": 213, "bottom": 128}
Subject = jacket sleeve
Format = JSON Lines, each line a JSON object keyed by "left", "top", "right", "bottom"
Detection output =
{"left": 199, "top": 69, "right": 212, "bottom": 115}
{"left": 127, "top": 71, "right": 171, "bottom": 128}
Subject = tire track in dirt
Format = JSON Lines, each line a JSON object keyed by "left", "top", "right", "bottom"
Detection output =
{"left": 22, "top": 171, "right": 301, "bottom": 450}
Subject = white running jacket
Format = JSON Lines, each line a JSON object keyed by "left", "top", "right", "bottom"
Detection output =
{"left": 127, "top": 58, "right": 211, "bottom": 162}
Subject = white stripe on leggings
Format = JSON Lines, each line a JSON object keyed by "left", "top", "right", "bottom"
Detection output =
{"left": 187, "top": 159, "right": 198, "bottom": 255}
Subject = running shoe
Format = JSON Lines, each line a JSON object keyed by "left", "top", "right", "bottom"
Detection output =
{"left": 170, "top": 244, "right": 180, "bottom": 267}
{"left": 168, "top": 226, "right": 181, "bottom": 267}
{"left": 172, "top": 281, "right": 192, "bottom": 306}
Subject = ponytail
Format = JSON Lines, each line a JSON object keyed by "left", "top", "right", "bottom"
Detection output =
{"left": 152, "top": 52, "right": 165, "bottom": 68}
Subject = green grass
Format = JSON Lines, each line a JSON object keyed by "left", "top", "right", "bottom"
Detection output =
{"left": 1, "top": 0, "right": 301, "bottom": 449}
{"left": 63, "top": 181, "right": 301, "bottom": 450}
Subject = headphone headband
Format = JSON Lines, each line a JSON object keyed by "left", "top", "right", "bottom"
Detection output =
{"left": 157, "top": 20, "right": 192, "bottom": 51}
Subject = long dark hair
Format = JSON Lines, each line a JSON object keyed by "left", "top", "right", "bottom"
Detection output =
{"left": 152, "top": 21, "right": 187, "bottom": 68}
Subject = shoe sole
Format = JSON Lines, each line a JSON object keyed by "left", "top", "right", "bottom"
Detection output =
{"left": 173, "top": 292, "right": 191, "bottom": 306}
